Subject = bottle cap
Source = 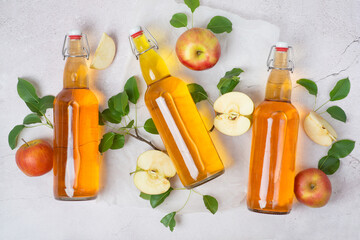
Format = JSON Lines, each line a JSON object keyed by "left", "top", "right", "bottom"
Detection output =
{"left": 275, "top": 42, "right": 288, "bottom": 52}
{"left": 68, "top": 29, "right": 82, "bottom": 40}
{"left": 129, "top": 26, "right": 143, "bottom": 38}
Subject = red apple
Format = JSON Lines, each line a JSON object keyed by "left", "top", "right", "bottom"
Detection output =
{"left": 175, "top": 27, "right": 221, "bottom": 71}
{"left": 15, "top": 139, "right": 53, "bottom": 177}
{"left": 294, "top": 168, "right": 332, "bottom": 208}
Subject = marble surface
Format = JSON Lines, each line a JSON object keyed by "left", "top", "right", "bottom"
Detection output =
{"left": 1, "top": 0, "right": 360, "bottom": 239}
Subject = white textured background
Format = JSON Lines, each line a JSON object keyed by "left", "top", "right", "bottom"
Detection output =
{"left": 1, "top": 0, "right": 360, "bottom": 239}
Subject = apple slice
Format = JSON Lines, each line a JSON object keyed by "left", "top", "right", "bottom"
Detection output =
{"left": 213, "top": 92, "right": 254, "bottom": 136}
{"left": 304, "top": 111, "right": 337, "bottom": 146}
{"left": 133, "top": 150, "right": 176, "bottom": 195}
{"left": 90, "top": 33, "right": 116, "bottom": 70}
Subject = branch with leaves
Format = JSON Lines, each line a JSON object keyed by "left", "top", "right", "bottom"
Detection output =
{"left": 139, "top": 188, "right": 218, "bottom": 232}
{"left": 98, "top": 76, "right": 160, "bottom": 153}
{"left": 170, "top": 0, "right": 232, "bottom": 34}
{"left": 297, "top": 77, "right": 355, "bottom": 174}
{"left": 8, "top": 78, "right": 55, "bottom": 149}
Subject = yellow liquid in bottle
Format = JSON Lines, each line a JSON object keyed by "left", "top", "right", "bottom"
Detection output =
{"left": 133, "top": 33, "right": 224, "bottom": 188}
{"left": 53, "top": 39, "right": 99, "bottom": 200}
{"left": 247, "top": 50, "right": 299, "bottom": 214}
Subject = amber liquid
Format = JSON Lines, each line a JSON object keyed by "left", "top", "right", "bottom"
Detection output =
{"left": 247, "top": 51, "right": 299, "bottom": 214}
{"left": 145, "top": 76, "right": 224, "bottom": 188}
{"left": 133, "top": 33, "right": 224, "bottom": 188}
{"left": 53, "top": 39, "right": 99, "bottom": 200}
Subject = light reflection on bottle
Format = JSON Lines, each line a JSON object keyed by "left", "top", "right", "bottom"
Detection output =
{"left": 155, "top": 96, "right": 199, "bottom": 179}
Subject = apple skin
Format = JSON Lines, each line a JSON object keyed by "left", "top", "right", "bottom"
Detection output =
{"left": 294, "top": 168, "right": 332, "bottom": 208}
{"left": 175, "top": 27, "right": 221, "bottom": 71}
{"left": 15, "top": 139, "right": 53, "bottom": 177}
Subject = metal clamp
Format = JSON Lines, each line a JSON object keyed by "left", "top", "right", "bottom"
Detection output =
{"left": 129, "top": 27, "right": 159, "bottom": 60}
{"left": 62, "top": 33, "right": 90, "bottom": 60}
{"left": 266, "top": 45, "right": 294, "bottom": 73}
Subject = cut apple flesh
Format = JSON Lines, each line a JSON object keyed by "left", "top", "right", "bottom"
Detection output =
{"left": 133, "top": 150, "right": 176, "bottom": 195}
{"left": 133, "top": 171, "right": 171, "bottom": 195}
{"left": 304, "top": 111, "right": 337, "bottom": 146}
{"left": 90, "top": 33, "right": 116, "bottom": 70}
{"left": 213, "top": 92, "right": 254, "bottom": 136}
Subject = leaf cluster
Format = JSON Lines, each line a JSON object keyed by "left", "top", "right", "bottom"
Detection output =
{"left": 170, "top": 0, "right": 232, "bottom": 34}
{"left": 297, "top": 77, "right": 350, "bottom": 122}
{"left": 99, "top": 76, "right": 159, "bottom": 153}
{"left": 318, "top": 139, "right": 355, "bottom": 175}
{"left": 139, "top": 188, "right": 218, "bottom": 232}
{"left": 8, "top": 78, "right": 55, "bottom": 149}
{"left": 187, "top": 68, "right": 244, "bottom": 104}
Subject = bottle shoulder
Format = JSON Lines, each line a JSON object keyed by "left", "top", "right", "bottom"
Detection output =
{"left": 254, "top": 100, "right": 299, "bottom": 119}
{"left": 55, "top": 88, "right": 98, "bottom": 105}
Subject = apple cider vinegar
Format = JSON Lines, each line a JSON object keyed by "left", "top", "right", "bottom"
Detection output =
{"left": 129, "top": 26, "right": 224, "bottom": 188}
{"left": 247, "top": 43, "right": 299, "bottom": 214}
{"left": 53, "top": 31, "right": 100, "bottom": 200}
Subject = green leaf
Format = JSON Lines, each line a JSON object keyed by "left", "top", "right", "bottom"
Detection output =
{"left": 99, "top": 132, "right": 116, "bottom": 153}
{"left": 150, "top": 187, "right": 173, "bottom": 208}
{"left": 24, "top": 95, "right": 55, "bottom": 115}
{"left": 207, "top": 16, "right": 232, "bottom": 34}
{"left": 144, "top": 118, "right": 158, "bottom": 134}
{"left": 125, "top": 120, "right": 135, "bottom": 128}
{"left": 99, "top": 111, "right": 105, "bottom": 126}
{"left": 8, "top": 125, "right": 25, "bottom": 149}
{"left": 224, "top": 68, "right": 244, "bottom": 78}
{"left": 101, "top": 109, "right": 122, "bottom": 124}
{"left": 23, "top": 113, "right": 42, "bottom": 125}
{"left": 124, "top": 76, "right": 140, "bottom": 104}
{"left": 160, "top": 212, "right": 176, "bottom": 232}
{"left": 110, "top": 133, "right": 125, "bottom": 150}
{"left": 184, "top": 0, "right": 199, "bottom": 13}
{"left": 187, "top": 83, "right": 208, "bottom": 104}
{"left": 296, "top": 79, "right": 318, "bottom": 96}
{"left": 318, "top": 155, "right": 340, "bottom": 175}
{"left": 170, "top": 13, "right": 188, "bottom": 28}
{"left": 326, "top": 106, "right": 347, "bottom": 122}
{"left": 203, "top": 195, "right": 218, "bottom": 214}
{"left": 328, "top": 139, "right": 355, "bottom": 159}
{"left": 217, "top": 77, "right": 240, "bottom": 94}
{"left": 25, "top": 101, "right": 41, "bottom": 115}
{"left": 330, "top": 77, "right": 350, "bottom": 101}
{"left": 108, "top": 91, "right": 129, "bottom": 116}
{"left": 17, "top": 78, "right": 40, "bottom": 104}
{"left": 140, "top": 192, "right": 151, "bottom": 200}
{"left": 216, "top": 68, "right": 243, "bottom": 94}
{"left": 39, "top": 95, "right": 55, "bottom": 113}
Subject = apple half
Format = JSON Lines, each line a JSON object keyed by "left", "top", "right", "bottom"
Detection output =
{"left": 90, "top": 33, "right": 116, "bottom": 70}
{"left": 133, "top": 150, "right": 176, "bottom": 195}
{"left": 303, "top": 111, "right": 337, "bottom": 146}
{"left": 213, "top": 92, "right": 254, "bottom": 136}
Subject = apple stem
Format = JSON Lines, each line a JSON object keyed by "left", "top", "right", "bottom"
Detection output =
{"left": 21, "top": 138, "right": 29, "bottom": 147}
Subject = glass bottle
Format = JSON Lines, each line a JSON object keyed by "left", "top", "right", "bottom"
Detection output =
{"left": 247, "top": 42, "right": 299, "bottom": 214}
{"left": 129, "top": 26, "right": 224, "bottom": 188}
{"left": 53, "top": 30, "right": 100, "bottom": 200}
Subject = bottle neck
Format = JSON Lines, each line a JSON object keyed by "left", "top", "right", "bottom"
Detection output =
{"left": 265, "top": 51, "right": 292, "bottom": 102}
{"left": 63, "top": 39, "right": 89, "bottom": 89}
{"left": 132, "top": 34, "right": 170, "bottom": 85}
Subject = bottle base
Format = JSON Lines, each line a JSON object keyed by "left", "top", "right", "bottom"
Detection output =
{"left": 185, "top": 169, "right": 225, "bottom": 189}
{"left": 247, "top": 207, "right": 290, "bottom": 215}
{"left": 55, "top": 195, "right": 97, "bottom": 201}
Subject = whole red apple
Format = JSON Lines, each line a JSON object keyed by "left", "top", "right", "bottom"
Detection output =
{"left": 15, "top": 139, "right": 53, "bottom": 177}
{"left": 294, "top": 168, "right": 332, "bottom": 208}
{"left": 175, "top": 27, "right": 221, "bottom": 71}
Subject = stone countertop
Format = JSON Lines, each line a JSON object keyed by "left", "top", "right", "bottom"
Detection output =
{"left": 0, "top": 0, "right": 359, "bottom": 239}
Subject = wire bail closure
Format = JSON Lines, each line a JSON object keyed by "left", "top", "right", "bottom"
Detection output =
{"left": 62, "top": 33, "right": 90, "bottom": 60}
{"left": 128, "top": 27, "right": 159, "bottom": 60}
{"left": 266, "top": 45, "right": 295, "bottom": 73}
